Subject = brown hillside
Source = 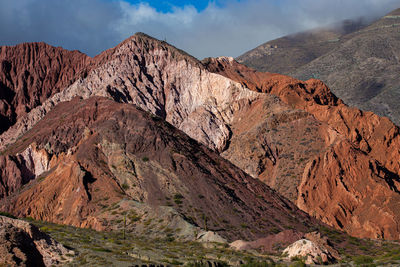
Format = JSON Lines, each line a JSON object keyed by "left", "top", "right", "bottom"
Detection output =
{"left": 0, "top": 97, "right": 317, "bottom": 242}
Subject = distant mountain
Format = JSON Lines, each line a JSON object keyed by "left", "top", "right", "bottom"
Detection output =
{"left": 238, "top": 8, "right": 400, "bottom": 126}
{"left": 237, "top": 18, "right": 368, "bottom": 74}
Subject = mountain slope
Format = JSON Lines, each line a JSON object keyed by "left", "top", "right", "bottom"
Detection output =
{"left": 0, "top": 42, "right": 89, "bottom": 134}
{"left": 292, "top": 8, "right": 400, "bottom": 125}
{"left": 237, "top": 19, "right": 368, "bottom": 74}
{"left": 0, "top": 33, "right": 259, "bottom": 153}
{"left": 2, "top": 33, "right": 400, "bottom": 241}
{"left": 205, "top": 57, "right": 400, "bottom": 240}
{"left": 0, "top": 96, "right": 318, "bottom": 242}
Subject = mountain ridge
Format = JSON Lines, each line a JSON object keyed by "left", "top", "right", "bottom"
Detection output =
{"left": 1, "top": 31, "right": 400, "bottom": 242}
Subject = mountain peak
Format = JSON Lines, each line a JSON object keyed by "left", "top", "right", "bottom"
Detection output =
{"left": 116, "top": 32, "right": 202, "bottom": 66}
{"left": 386, "top": 7, "right": 400, "bottom": 16}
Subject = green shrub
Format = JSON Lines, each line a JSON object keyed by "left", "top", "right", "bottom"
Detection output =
{"left": 121, "top": 183, "right": 129, "bottom": 190}
{"left": 353, "top": 255, "right": 374, "bottom": 266}
{"left": 0, "top": 211, "right": 17, "bottom": 219}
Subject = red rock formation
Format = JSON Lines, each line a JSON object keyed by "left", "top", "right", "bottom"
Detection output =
{"left": 2, "top": 34, "right": 400, "bottom": 241}
{"left": 0, "top": 42, "right": 89, "bottom": 134}
{"left": 206, "top": 57, "right": 400, "bottom": 240}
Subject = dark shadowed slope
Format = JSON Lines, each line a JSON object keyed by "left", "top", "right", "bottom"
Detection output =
{"left": 0, "top": 96, "right": 317, "bottom": 242}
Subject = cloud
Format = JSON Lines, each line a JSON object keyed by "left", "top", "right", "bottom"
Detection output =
{"left": 0, "top": 0, "right": 399, "bottom": 58}
{"left": 0, "top": 0, "right": 123, "bottom": 54}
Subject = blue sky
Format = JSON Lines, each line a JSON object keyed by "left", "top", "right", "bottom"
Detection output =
{"left": 0, "top": 0, "right": 399, "bottom": 58}
{"left": 123, "top": 0, "right": 215, "bottom": 12}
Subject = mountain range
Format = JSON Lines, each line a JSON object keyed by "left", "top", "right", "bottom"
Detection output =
{"left": 1, "top": 8, "right": 400, "bottom": 266}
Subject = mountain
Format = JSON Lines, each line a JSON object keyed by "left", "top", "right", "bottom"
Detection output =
{"left": 204, "top": 57, "right": 400, "bottom": 240}
{"left": 0, "top": 96, "right": 318, "bottom": 243}
{"left": 2, "top": 31, "right": 400, "bottom": 246}
{"left": 237, "top": 19, "right": 368, "bottom": 75}
{"left": 238, "top": 8, "right": 400, "bottom": 126}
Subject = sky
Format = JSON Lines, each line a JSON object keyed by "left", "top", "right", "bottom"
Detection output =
{"left": 0, "top": 0, "right": 399, "bottom": 59}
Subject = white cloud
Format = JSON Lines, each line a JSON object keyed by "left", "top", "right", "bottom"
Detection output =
{"left": 114, "top": 0, "right": 400, "bottom": 58}
{"left": 0, "top": 0, "right": 399, "bottom": 58}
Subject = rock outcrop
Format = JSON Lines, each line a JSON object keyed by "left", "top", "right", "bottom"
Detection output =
{"left": 0, "top": 215, "right": 73, "bottom": 266}
{"left": 282, "top": 239, "right": 336, "bottom": 265}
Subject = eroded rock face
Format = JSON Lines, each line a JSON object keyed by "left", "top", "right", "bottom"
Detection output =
{"left": 297, "top": 141, "right": 400, "bottom": 240}
{"left": 0, "top": 97, "right": 317, "bottom": 241}
{"left": 283, "top": 239, "right": 336, "bottom": 265}
{"left": 0, "top": 42, "right": 89, "bottom": 135}
{"left": 206, "top": 57, "right": 400, "bottom": 240}
{"left": 0, "top": 215, "right": 73, "bottom": 267}
{"left": 0, "top": 144, "right": 51, "bottom": 198}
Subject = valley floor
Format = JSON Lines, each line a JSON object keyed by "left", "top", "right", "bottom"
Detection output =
{"left": 25, "top": 218, "right": 400, "bottom": 267}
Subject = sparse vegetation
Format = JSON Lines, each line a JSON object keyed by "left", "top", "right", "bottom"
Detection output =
{"left": 352, "top": 255, "right": 375, "bottom": 266}
{"left": 173, "top": 193, "right": 184, "bottom": 205}
{"left": 121, "top": 183, "right": 129, "bottom": 190}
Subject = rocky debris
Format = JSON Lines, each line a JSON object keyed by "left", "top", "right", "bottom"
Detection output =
{"left": 197, "top": 231, "right": 227, "bottom": 243}
{"left": 0, "top": 215, "right": 73, "bottom": 266}
{"left": 230, "top": 230, "right": 303, "bottom": 253}
{"left": 282, "top": 239, "right": 336, "bottom": 264}
{"left": 183, "top": 261, "right": 230, "bottom": 267}
{"left": 0, "top": 97, "right": 318, "bottom": 242}
{"left": 304, "top": 231, "right": 340, "bottom": 261}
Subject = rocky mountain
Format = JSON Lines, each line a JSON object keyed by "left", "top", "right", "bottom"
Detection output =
{"left": 205, "top": 57, "right": 400, "bottom": 240}
{"left": 0, "top": 96, "right": 318, "bottom": 244}
{"left": 1, "top": 30, "right": 400, "bottom": 249}
{"left": 0, "top": 215, "right": 73, "bottom": 266}
{"left": 238, "top": 8, "right": 400, "bottom": 126}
